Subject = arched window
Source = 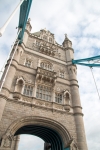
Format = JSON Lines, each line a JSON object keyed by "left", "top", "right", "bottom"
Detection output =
{"left": 55, "top": 93, "right": 63, "bottom": 104}
{"left": 40, "top": 62, "right": 52, "bottom": 71}
{"left": 14, "top": 77, "right": 25, "bottom": 94}
{"left": 36, "top": 85, "right": 51, "bottom": 101}
{"left": 15, "top": 79, "right": 24, "bottom": 94}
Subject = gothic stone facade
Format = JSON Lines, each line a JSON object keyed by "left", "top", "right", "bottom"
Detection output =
{"left": 0, "top": 20, "right": 88, "bottom": 150}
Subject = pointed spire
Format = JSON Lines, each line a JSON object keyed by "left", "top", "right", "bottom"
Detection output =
{"left": 26, "top": 18, "right": 32, "bottom": 32}
{"left": 64, "top": 33, "right": 70, "bottom": 41}
{"left": 27, "top": 18, "right": 31, "bottom": 23}
{"left": 65, "top": 33, "right": 67, "bottom": 38}
{"left": 62, "top": 33, "right": 72, "bottom": 48}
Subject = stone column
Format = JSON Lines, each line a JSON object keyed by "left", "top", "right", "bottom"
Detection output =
{"left": 23, "top": 19, "right": 32, "bottom": 45}
{"left": 0, "top": 59, "right": 16, "bottom": 122}
{"left": 6, "top": 136, "right": 19, "bottom": 150}
{"left": 13, "top": 45, "right": 23, "bottom": 63}
{"left": 14, "top": 135, "right": 20, "bottom": 150}
{"left": 68, "top": 65, "right": 88, "bottom": 150}
{"left": 33, "top": 84, "right": 37, "bottom": 98}
{"left": 0, "top": 96, "right": 7, "bottom": 122}
{"left": 52, "top": 88, "right": 55, "bottom": 102}
{"left": 0, "top": 45, "right": 22, "bottom": 122}
{"left": 62, "top": 34, "right": 88, "bottom": 149}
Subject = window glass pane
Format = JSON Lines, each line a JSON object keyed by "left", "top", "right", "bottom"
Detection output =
{"left": 36, "top": 92, "right": 39, "bottom": 98}
{"left": 43, "top": 90, "right": 45, "bottom": 94}
{"left": 48, "top": 96, "right": 51, "bottom": 101}
{"left": 46, "top": 95, "right": 48, "bottom": 100}
{"left": 48, "top": 92, "right": 50, "bottom": 95}
{"left": 30, "top": 91, "right": 32, "bottom": 96}
{"left": 36, "top": 85, "right": 51, "bottom": 101}
{"left": 45, "top": 90, "right": 47, "bottom": 94}
{"left": 23, "top": 85, "right": 33, "bottom": 97}
{"left": 45, "top": 64, "right": 47, "bottom": 69}
{"left": 40, "top": 62, "right": 52, "bottom": 71}
{"left": 27, "top": 90, "right": 29, "bottom": 95}
{"left": 24, "top": 89, "right": 26, "bottom": 95}
{"left": 43, "top": 94, "right": 45, "bottom": 99}
{"left": 40, "top": 89, "right": 41, "bottom": 92}
{"left": 40, "top": 93, "right": 42, "bottom": 99}
{"left": 55, "top": 93, "right": 62, "bottom": 103}
{"left": 31, "top": 87, "right": 33, "bottom": 90}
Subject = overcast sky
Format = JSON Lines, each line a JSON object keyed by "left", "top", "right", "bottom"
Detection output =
{"left": 0, "top": 0, "right": 100, "bottom": 150}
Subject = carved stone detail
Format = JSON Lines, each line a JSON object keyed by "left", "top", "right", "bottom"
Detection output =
{"left": 23, "top": 98, "right": 32, "bottom": 103}
{"left": 35, "top": 101, "right": 45, "bottom": 106}
{"left": 70, "top": 140, "right": 79, "bottom": 150}
{"left": 39, "top": 45, "right": 55, "bottom": 56}
{"left": 3, "top": 138, "right": 11, "bottom": 148}
{"left": 45, "top": 102, "right": 52, "bottom": 108}
{"left": 54, "top": 103, "right": 63, "bottom": 110}
{"left": 36, "top": 67, "right": 57, "bottom": 85}
{"left": 63, "top": 90, "right": 71, "bottom": 111}
{"left": 13, "top": 92, "right": 21, "bottom": 100}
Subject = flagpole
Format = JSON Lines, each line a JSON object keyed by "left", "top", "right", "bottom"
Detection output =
{"left": 0, "top": 0, "right": 25, "bottom": 37}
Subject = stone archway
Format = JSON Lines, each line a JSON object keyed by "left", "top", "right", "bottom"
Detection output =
{"left": 1, "top": 116, "right": 73, "bottom": 150}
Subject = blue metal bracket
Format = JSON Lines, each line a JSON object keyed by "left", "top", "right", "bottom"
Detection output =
{"left": 72, "top": 55, "right": 100, "bottom": 67}
{"left": 18, "top": 0, "right": 33, "bottom": 44}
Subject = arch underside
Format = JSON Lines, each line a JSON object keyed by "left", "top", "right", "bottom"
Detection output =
{"left": 15, "top": 125, "right": 63, "bottom": 150}
{"left": 4, "top": 116, "right": 72, "bottom": 150}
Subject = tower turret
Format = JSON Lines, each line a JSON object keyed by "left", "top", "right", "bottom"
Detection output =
{"left": 23, "top": 18, "right": 32, "bottom": 45}
{"left": 62, "top": 34, "right": 74, "bottom": 61}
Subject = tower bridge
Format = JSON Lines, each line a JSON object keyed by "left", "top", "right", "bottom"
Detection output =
{"left": 0, "top": 20, "right": 88, "bottom": 150}
{"left": 0, "top": 1, "right": 89, "bottom": 150}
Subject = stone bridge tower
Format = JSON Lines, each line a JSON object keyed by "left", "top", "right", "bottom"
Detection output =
{"left": 0, "top": 20, "right": 88, "bottom": 150}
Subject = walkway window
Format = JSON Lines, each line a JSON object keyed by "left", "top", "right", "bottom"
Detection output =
{"left": 55, "top": 93, "right": 63, "bottom": 104}
{"left": 25, "top": 59, "right": 31, "bottom": 67}
{"left": 40, "top": 62, "right": 52, "bottom": 71}
{"left": 36, "top": 85, "right": 51, "bottom": 101}
{"left": 23, "top": 85, "right": 33, "bottom": 97}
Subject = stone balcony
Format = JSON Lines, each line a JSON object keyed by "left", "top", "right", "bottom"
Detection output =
{"left": 36, "top": 67, "right": 57, "bottom": 85}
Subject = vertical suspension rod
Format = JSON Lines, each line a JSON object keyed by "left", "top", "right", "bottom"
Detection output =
{"left": 0, "top": 0, "right": 24, "bottom": 36}
{"left": 0, "top": 29, "right": 21, "bottom": 92}
{"left": 90, "top": 67, "right": 100, "bottom": 100}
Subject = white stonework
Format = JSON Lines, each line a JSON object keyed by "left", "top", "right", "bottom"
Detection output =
{"left": 0, "top": 21, "right": 88, "bottom": 150}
